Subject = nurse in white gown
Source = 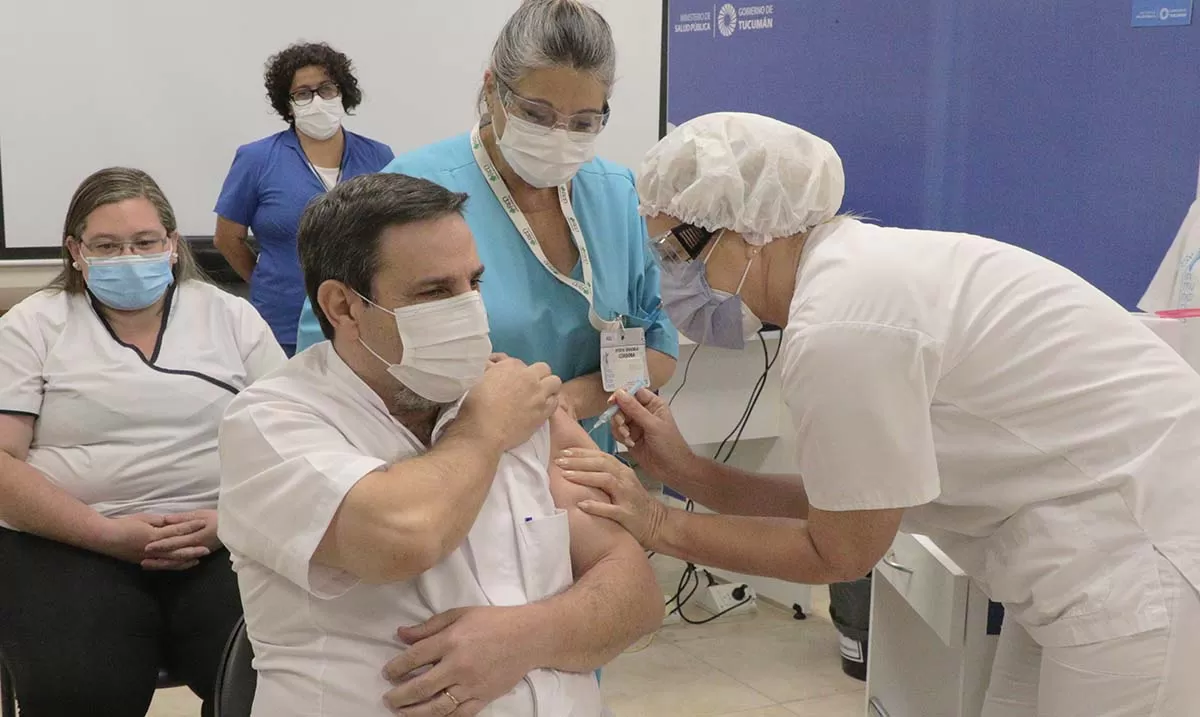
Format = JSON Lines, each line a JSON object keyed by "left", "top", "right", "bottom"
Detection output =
{"left": 556, "top": 112, "right": 1200, "bottom": 717}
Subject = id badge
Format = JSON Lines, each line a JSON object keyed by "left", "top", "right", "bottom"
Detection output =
{"left": 600, "top": 327, "right": 649, "bottom": 392}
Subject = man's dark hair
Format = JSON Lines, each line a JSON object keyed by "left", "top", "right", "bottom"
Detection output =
{"left": 264, "top": 42, "right": 364, "bottom": 123}
{"left": 299, "top": 173, "right": 469, "bottom": 340}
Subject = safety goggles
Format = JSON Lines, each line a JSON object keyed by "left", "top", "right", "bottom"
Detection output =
{"left": 498, "top": 80, "right": 610, "bottom": 137}
{"left": 648, "top": 224, "right": 717, "bottom": 266}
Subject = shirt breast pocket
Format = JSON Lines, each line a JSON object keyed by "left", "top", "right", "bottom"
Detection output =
{"left": 516, "top": 510, "right": 574, "bottom": 602}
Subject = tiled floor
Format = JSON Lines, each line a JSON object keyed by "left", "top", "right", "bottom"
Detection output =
{"left": 147, "top": 556, "right": 864, "bottom": 717}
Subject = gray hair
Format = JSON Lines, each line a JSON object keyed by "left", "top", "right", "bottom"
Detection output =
{"left": 298, "top": 173, "right": 469, "bottom": 340}
{"left": 479, "top": 0, "right": 617, "bottom": 112}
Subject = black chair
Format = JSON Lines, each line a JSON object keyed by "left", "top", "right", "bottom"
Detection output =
{"left": 186, "top": 236, "right": 253, "bottom": 299}
{"left": 0, "top": 661, "right": 181, "bottom": 716}
{"left": 1, "top": 661, "right": 15, "bottom": 717}
{"left": 213, "top": 617, "right": 256, "bottom": 717}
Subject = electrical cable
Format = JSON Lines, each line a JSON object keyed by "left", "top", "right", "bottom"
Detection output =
{"left": 668, "top": 341, "right": 702, "bottom": 407}
{"left": 665, "top": 567, "right": 757, "bottom": 625}
{"left": 680, "top": 588, "right": 756, "bottom": 625}
{"left": 623, "top": 632, "right": 656, "bottom": 653}
{"left": 670, "top": 332, "right": 781, "bottom": 622}
{"left": 712, "top": 332, "right": 781, "bottom": 464}
{"left": 656, "top": 331, "right": 782, "bottom": 625}
{"left": 665, "top": 559, "right": 701, "bottom": 617}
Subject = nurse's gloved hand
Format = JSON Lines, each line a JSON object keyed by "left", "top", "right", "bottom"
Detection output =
{"left": 610, "top": 388, "right": 696, "bottom": 486}
{"left": 458, "top": 358, "right": 562, "bottom": 452}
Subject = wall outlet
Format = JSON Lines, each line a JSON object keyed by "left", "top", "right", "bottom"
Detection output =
{"left": 697, "top": 581, "right": 757, "bottom": 619}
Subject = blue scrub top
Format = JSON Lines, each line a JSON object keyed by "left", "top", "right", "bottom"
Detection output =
{"left": 295, "top": 133, "right": 678, "bottom": 445}
{"left": 216, "top": 128, "right": 394, "bottom": 348}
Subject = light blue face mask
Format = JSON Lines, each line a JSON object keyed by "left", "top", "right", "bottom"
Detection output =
{"left": 659, "top": 230, "right": 763, "bottom": 350}
{"left": 84, "top": 251, "right": 175, "bottom": 311}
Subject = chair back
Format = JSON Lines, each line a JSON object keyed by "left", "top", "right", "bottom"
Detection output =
{"left": 213, "top": 617, "right": 257, "bottom": 717}
{"left": 1, "top": 661, "right": 16, "bottom": 717}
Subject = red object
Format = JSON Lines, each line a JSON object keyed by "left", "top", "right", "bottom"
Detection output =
{"left": 1154, "top": 309, "right": 1200, "bottom": 319}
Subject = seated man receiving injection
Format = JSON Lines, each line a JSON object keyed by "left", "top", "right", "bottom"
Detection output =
{"left": 217, "top": 173, "right": 661, "bottom": 717}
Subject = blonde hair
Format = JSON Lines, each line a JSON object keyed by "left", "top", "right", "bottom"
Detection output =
{"left": 47, "top": 167, "right": 207, "bottom": 294}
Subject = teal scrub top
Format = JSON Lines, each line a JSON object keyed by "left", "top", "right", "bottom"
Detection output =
{"left": 295, "top": 133, "right": 679, "bottom": 447}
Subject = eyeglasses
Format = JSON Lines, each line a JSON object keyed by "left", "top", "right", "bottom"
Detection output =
{"left": 80, "top": 236, "right": 169, "bottom": 258}
{"left": 290, "top": 82, "right": 340, "bottom": 106}
{"left": 499, "top": 81, "right": 610, "bottom": 137}
{"left": 649, "top": 224, "right": 716, "bottom": 265}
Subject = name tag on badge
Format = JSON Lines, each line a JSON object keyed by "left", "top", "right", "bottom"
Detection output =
{"left": 600, "top": 327, "right": 649, "bottom": 392}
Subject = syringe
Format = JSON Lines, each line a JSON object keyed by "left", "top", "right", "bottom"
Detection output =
{"left": 589, "top": 379, "right": 648, "bottom": 433}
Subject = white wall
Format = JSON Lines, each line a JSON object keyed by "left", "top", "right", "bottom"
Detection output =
{"left": 0, "top": 261, "right": 58, "bottom": 311}
{"left": 0, "top": 0, "right": 663, "bottom": 256}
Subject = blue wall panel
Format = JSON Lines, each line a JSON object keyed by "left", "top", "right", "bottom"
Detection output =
{"left": 664, "top": 1, "right": 1200, "bottom": 308}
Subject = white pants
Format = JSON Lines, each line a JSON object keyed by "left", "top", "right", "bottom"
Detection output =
{"left": 981, "top": 557, "right": 1200, "bottom": 717}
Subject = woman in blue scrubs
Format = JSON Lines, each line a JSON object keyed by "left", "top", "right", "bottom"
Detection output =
{"left": 215, "top": 42, "right": 394, "bottom": 355}
{"left": 296, "top": 1, "right": 678, "bottom": 441}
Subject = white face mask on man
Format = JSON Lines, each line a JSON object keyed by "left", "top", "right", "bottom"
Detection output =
{"left": 357, "top": 291, "right": 493, "bottom": 404}
{"left": 496, "top": 104, "right": 598, "bottom": 188}
{"left": 293, "top": 96, "right": 346, "bottom": 141}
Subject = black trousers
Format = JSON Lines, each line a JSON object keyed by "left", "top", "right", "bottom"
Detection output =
{"left": 0, "top": 528, "right": 243, "bottom": 717}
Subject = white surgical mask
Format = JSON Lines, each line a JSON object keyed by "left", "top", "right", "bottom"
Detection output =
{"left": 293, "top": 97, "right": 346, "bottom": 141}
{"left": 497, "top": 107, "right": 597, "bottom": 188}
{"left": 358, "top": 291, "right": 493, "bottom": 403}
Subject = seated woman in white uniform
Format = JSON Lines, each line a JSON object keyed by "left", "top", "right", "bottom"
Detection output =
{"left": 0, "top": 168, "right": 287, "bottom": 717}
{"left": 217, "top": 173, "right": 661, "bottom": 717}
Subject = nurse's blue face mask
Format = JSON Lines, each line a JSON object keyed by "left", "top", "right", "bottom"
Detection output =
{"left": 80, "top": 240, "right": 175, "bottom": 311}
{"left": 652, "top": 224, "right": 763, "bottom": 350}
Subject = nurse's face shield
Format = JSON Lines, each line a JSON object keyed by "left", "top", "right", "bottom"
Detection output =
{"left": 649, "top": 223, "right": 717, "bottom": 266}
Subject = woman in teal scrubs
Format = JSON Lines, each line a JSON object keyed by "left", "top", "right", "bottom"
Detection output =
{"left": 296, "top": 0, "right": 678, "bottom": 445}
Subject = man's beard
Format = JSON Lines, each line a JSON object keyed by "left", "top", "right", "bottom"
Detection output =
{"left": 392, "top": 385, "right": 451, "bottom": 414}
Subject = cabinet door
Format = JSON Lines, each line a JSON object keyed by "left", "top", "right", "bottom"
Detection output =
{"left": 875, "top": 532, "right": 969, "bottom": 647}
{"left": 868, "top": 533, "right": 1000, "bottom": 717}
{"left": 868, "top": 576, "right": 969, "bottom": 717}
